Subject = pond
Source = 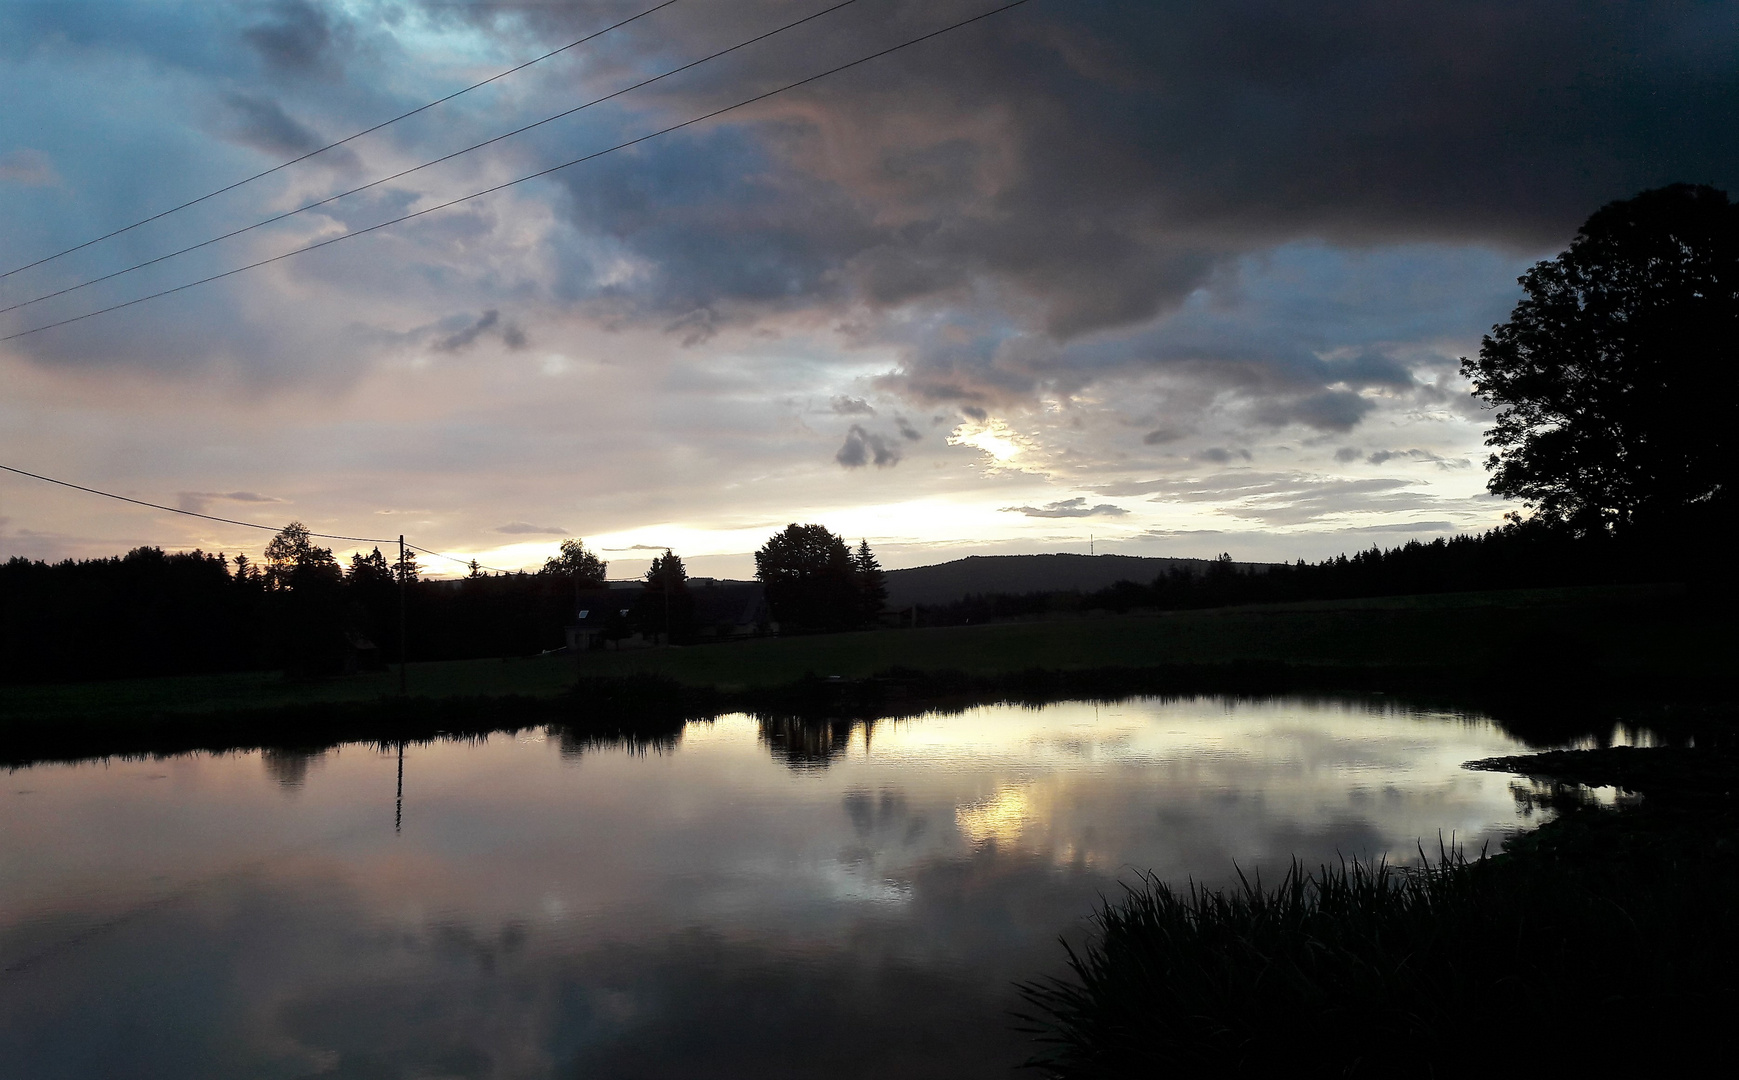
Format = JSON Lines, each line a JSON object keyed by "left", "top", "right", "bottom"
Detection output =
{"left": 0, "top": 696, "right": 1604, "bottom": 1079}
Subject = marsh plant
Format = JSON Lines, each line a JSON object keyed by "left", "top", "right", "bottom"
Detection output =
{"left": 1019, "top": 843, "right": 1733, "bottom": 1076}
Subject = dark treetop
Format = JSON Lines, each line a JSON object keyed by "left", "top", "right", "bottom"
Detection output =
{"left": 1462, "top": 184, "right": 1738, "bottom": 538}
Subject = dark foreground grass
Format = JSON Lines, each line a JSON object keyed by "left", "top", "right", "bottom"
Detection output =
{"left": 5, "top": 583, "right": 1726, "bottom": 726}
{"left": 1019, "top": 747, "right": 1739, "bottom": 1077}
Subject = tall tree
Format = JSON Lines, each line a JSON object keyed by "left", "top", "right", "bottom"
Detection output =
{"left": 754, "top": 524, "right": 859, "bottom": 631}
{"left": 645, "top": 549, "right": 688, "bottom": 592}
{"left": 642, "top": 549, "right": 692, "bottom": 643}
{"left": 262, "top": 522, "right": 340, "bottom": 590}
{"left": 347, "top": 547, "right": 393, "bottom": 587}
{"left": 853, "top": 539, "right": 887, "bottom": 625}
{"left": 1461, "top": 184, "right": 1738, "bottom": 538}
{"left": 261, "top": 522, "right": 344, "bottom": 674}
{"left": 542, "top": 538, "right": 607, "bottom": 586}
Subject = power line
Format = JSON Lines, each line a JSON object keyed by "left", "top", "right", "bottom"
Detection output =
{"left": 1, "top": 0, "right": 1035, "bottom": 344}
{"left": 405, "top": 542, "right": 517, "bottom": 575}
{"left": 0, "top": 0, "right": 684, "bottom": 283}
{"left": 0, "top": 0, "right": 862, "bottom": 318}
{"left": 0, "top": 463, "right": 391, "bottom": 543}
{"left": 0, "top": 462, "right": 518, "bottom": 573}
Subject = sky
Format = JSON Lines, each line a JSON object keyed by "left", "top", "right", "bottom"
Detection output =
{"left": 2, "top": 0, "right": 1736, "bottom": 579}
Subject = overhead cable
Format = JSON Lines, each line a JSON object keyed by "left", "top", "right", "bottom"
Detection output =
{"left": 0, "top": 0, "right": 684, "bottom": 282}
{"left": 0, "top": 0, "right": 861, "bottom": 317}
{"left": 0, "top": 463, "right": 518, "bottom": 573}
{"left": 0, "top": 0, "right": 1035, "bottom": 344}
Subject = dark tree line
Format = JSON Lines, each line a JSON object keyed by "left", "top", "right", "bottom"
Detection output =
{"left": 914, "top": 519, "right": 1674, "bottom": 627}
{"left": 0, "top": 525, "right": 579, "bottom": 685}
{"left": 0, "top": 525, "right": 891, "bottom": 684}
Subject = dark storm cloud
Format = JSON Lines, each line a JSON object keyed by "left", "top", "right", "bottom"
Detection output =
{"left": 830, "top": 396, "right": 875, "bottom": 416}
{"left": 495, "top": 521, "right": 567, "bottom": 535}
{"left": 177, "top": 490, "right": 287, "bottom": 514}
{"left": 1193, "top": 448, "right": 1253, "bottom": 465}
{"left": 1143, "top": 428, "right": 1185, "bottom": 446}
{"left": 4, "top": 0, "right": 1734, "bottom": 441}
{"left": 894, "top": 415, "right": 922, "bottom": 441}
{"left": 519, "top": 0, "right": 1736, "bottom": 336}
{"left": 244, "top": 0, "right": 339, "bottom": 75}
{"left": 221, "top": 91, "right": 329, "bottom": 156}
{"left": 432, "top": 311, "right": 527, "bottom": 353}
{"left": 999, "top": 498, "right": 1128, "bottom": 519}
{"left": 1256, "top": 390, "right": 1375, "bottom": 433}
{"left": 836, "top": 424, "right": 900, "bottom": 468}
{"left": 1367, "top": 449, "right": 1471, "bottom": 469}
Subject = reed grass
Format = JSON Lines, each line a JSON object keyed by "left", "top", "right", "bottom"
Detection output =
{"left": 1019, "top": 838, "right": 1736, "bottom": 1076}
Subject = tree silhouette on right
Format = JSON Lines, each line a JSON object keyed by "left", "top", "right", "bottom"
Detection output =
{"left": 1462, "top": 184, "right": 1737, "bottom": 539}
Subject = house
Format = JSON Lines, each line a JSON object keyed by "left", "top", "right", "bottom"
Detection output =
{"left": 565, "top": 580, "right": 776, "bottom": 649}
{"left": 342, "top": 629, "right": 383, "bottom": 673}
{"left": 564, "top": 588, "right": 640, "bottom": 651}
{"left": 689, "top": 580, "right": 776, "bottom": 640}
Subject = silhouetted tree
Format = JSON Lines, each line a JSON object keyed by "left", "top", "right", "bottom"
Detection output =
{"left": 541, "top": 538, "right": 607, "bottom": 586}
{"left": 347, "top": 547, "right": 393, "bottom": 588}
{"left": 755, "top": 524, "right": 859, "bottom": 631}
{"left": 853, "top": 539, "right": 887, "bottom": 624}
{"left": 646, "top": 549, "right": 688, "bottom": 592}
{"left": 641, "top": 549, "right": 693, "bottom": 642}
{"left": 262, "top": 521, "right": 340, "bottom": 591}
{"left": 392, "top": 547, "right": 421, "bottom": 584}
{"left": 262, "top": 522, "right": 345, "bottom": 675}
{"left": 1462, "top": 184, "right": 1738, "bottom": 539}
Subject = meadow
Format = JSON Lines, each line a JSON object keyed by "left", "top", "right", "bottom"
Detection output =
{"left": 2, "top": 582, "right": 1719, "bottom": 725}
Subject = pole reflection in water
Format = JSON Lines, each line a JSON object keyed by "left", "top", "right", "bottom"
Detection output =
{"left": 0, "top": 697, "right": 1591, "bottom": 1079}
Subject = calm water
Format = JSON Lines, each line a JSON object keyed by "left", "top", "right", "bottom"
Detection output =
{"left": 3, "top": 697, "right": 1573, "bottom": 1079}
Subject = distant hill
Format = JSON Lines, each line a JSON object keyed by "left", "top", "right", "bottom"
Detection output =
{"left": 882, "top": 553, "right": 1269, "bottom": 608}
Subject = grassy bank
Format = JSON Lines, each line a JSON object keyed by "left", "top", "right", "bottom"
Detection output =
{"left": 1019, "top": 742, "right": 1739, "bottom": 1075}
{"left": 3, "top": 583, "right": 1729, "bottom": 765}
{"left": 5, "top": 583, "right": 1725, "bottom": 717}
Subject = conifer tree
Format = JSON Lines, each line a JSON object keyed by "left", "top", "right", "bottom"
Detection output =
{"left": 853, "top": 539, "right": 887, "bottom": 626}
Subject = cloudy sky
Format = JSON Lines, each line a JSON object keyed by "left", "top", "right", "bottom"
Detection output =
{"left": 2, "top": 0, "right": 1735, "bottom": 577}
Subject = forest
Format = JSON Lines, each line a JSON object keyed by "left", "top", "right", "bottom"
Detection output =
{"left": 0, "top": 512, "right": 1680, "bottom": 687}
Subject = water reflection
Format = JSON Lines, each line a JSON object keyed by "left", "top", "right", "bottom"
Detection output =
{"left": 756, "top": 714, "right": 871, "bottom": 767}
{"left": 261, "top": 747, "right": 328, "bottom": 789}
{"left": 0, "top": 696, "right": 1596, "bottom": 1079}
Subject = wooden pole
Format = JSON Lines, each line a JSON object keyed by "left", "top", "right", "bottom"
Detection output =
{"left": 398, "top": 534, "right": 408, "bottom": 696}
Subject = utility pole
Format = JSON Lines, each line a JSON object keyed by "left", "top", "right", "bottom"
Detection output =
{"left": 397, "top": 534, "right": 408, "bottom": 696}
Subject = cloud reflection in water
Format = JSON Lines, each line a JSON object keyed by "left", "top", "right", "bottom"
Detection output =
{"left": 0, "top": 696, "right": 1547, "bottom": 1078}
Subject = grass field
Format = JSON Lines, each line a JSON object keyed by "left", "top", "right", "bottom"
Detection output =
{"left": 572, "top": 583, "right": 1718, "bottom": 688}
{"left": 1, "top": 583, "right": 1723, "bottom": 724}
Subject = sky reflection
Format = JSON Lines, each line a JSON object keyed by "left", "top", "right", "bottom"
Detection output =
{"left": 2, "top": 696, "right": 1546, "bottom": 1078}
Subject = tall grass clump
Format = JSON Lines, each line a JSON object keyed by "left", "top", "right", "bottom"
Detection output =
{"left": 1019, "top": 844, "right": 1735, "bottom": 1076}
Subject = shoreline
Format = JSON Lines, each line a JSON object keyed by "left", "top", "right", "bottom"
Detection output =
{"left": 4, "top": 660, "right": 1730, "bottom": 769}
